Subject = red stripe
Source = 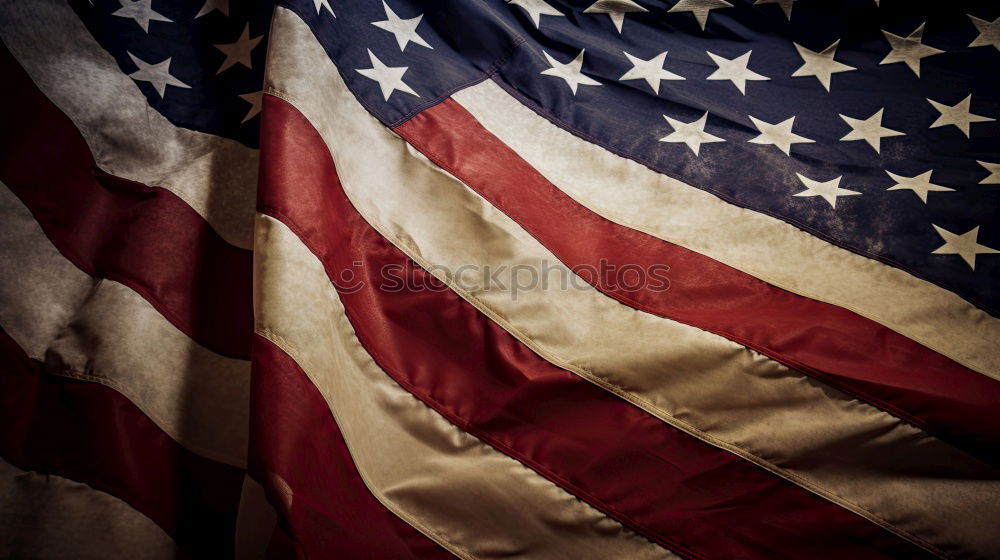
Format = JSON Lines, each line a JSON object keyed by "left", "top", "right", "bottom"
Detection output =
{"left": 249, "top": 334, "right": 455, "bottom": 560}
{"left": 257, "top": 93, "right": 935, "bottom": 560}
{"left": 0, "top": 46, "right": 252, "bottom": 359}
{"left": 395, "top": 98, "right": 1000, "bottom": 467}
{"left": 0, "top": 327, "right": 245, "bottom": 559}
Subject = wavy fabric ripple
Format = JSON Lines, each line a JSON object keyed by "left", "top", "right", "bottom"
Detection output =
{"left": 0, "top": 0, "right": 258, "bottom": 249}
{"left": 395, "top": 97, "right": 1000, "bottom": 468}
{"left": 0, "top": 183, "right": 249, "bottom": 468}
{"left": 263, "top": 7, "right": 1000, "bottom": 559}
{"left": 256, "top": 90, "right": 937, "bottom": 560}
{"left": 452, "top": 81, "right": 1000, "bottom": 380}
{"left": 254, "top": 211, "right": 677, "bottom": 560}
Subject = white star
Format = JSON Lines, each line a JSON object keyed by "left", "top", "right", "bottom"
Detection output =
{"left": 747, "top": 115, "right": 814, "bottom": 155}
{"left": 838, "top": 108, "right": 904, "bottom": 154}
{"left": 659, "top": 112, "right": 724, "bottom": 156}
{"left": 754, "top": 0, "right": 795, "bottom": 20}
{"left": 931, "top": 225, "right": 998, "bottom": 270}
{"left": 194, "top": 0, "right": 228, "bottom": 18}
{"left": 112, "top": 0, "right": 171, "bottom": 33}
{"left": 927, "top": 94, "right": 994, "bottom": 137}
{"left": 373, "top": 1, "right": 432, "bottom": 52}
{"left": 885, "top": 170, "right": 954, "bottom": 203}
{"left": 667, "top": 0, "right": 733, "bottom": 31}
{"left": 239, "top": 91, "right": 262, "bottom": 123}
{"left": 214, "top": 24, "right": 262, "bottom": 74}
{"left": 706, "top": 50, "right": 768, "bottom": 95}
{"left": 880, "top": 23, "right": 943, "bottom": 77}
{"left": 356, "top": 50, "right": 418, "bottom": 101}
{"left": 584, "top": 0, "right": 647, "bottom": 34}
{"left": 126, "top": 52, "right": 190, "bottom": 98}
{"left": 793, "top": 173, "right": 860, "bottom": 208}
{"left": 541, "top": 49, "right": 601, "bottom": 95}
{"left": 508, "top": 0, "right": 562, "bottom": 28}
{"left": 791, "top": 40, "right": 855, "bottom": 91}
{"left": 978, "top": 160, "right": 1000, "bottom": 184}
{"left": 313, "top": 0, "right": 334, "bottom": 17}
{"left": 619, "top": 51, "right": 683, "bottom": 94}
{"left": 968, "top": 15, "right": 1000, "bottom": 51}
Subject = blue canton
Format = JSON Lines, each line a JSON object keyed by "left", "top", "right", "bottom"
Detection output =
{"left": 75, "top": 0, "right": 1000, "bottom": 313}
{"left": 71, "top": 0, "right": 274, "bottom": 148}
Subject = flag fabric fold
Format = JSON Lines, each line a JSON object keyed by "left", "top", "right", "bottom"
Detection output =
{"left": 1, "top": 1, "right": 998, "bottom": 559}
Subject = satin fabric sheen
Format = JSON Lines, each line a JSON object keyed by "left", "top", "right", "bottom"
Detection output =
{"left": 453, "top": 81, "right": 1000, "bottom": 379}
{"left": 255, "top": 91, "right": 937, "bottom": 560}
{"left": 397, "top": 97, "right": 1000, "bottom": 468}
{"left": 264, "top": 8, "right": 1000, "bottom": 558}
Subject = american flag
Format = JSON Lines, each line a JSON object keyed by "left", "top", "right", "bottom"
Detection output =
{"left": 1, "top": 0, "right": 999, "bottom": 558}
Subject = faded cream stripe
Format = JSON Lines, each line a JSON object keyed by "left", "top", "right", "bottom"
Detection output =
{"left": 254, "top": 213, "right": 676, "bottom": 560}
{"left": 235, "top": 476, "right": 276, "bottom": 560}
{"left": 0, "top": 183, "right": 249, "bottom": 468}
{"left": 453, "top": 81, "right": 1000, "bottom": 380}
{"left": 0, "top": 458, "right": 177, "bottom": 560}
{"left": 265, "top": 10, "right": 1000, "bottom": 559}
{"left": 0, "top": 0, "right": 257, "bottom": 249}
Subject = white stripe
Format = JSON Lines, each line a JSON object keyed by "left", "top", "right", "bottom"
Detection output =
{"left": 235, "top": 476, "right": 276, "bottom": 560}
{"left": 262, "top": 13, "right": 1000, "bottom": 559}
{"left": 0, "top": 183, "right": 249, "bottom": 468}
{"left": 0, "top": 458, "right": 177, "bottom": 560}
{"left": 0, "top": 0, "right": 258, "bottom": 249}
{"left": 453, "top": 81, "right": 1000, "bottom": 379}
{"left": 255, "top": 212, "right": 676, "bottom": 560}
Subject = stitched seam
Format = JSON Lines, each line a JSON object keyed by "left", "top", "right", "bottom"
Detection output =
{"left": 261, "top": 66, "right": 952, "bottom": 560}
{"left": 349, "top": 131, "right": 953, "bottom": 560}
{"left": 395, "top": 119, "right": 962, "bottom": 452}
{"left": 452, "top": 83, "right": 1000, "bottom": 380}
{"left": 254, "top": 327, "right": 478, "bottom": 560}
{"left": 484, "top": 76, "right": 998, "bottom": 318}
{"left": 258, "top": 204, "right": 691, "bottom": 559}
